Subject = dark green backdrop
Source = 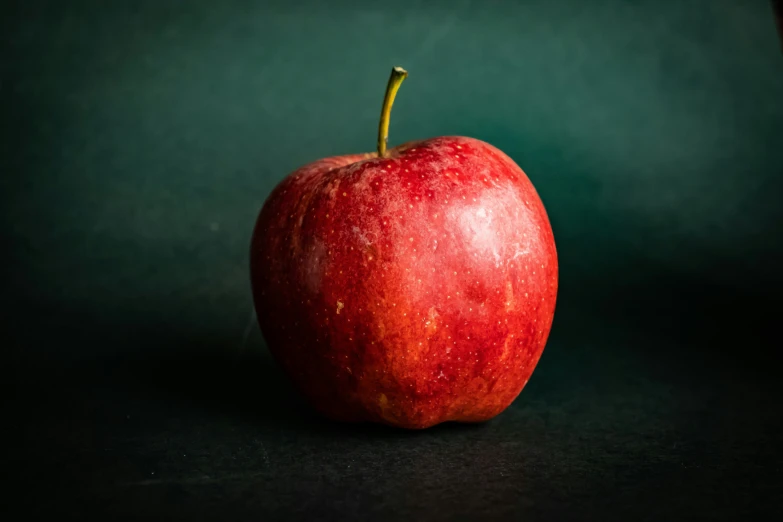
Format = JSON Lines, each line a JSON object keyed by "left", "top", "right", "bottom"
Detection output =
{"left": 4, "top": 1, "right": 782, "bottom": 520}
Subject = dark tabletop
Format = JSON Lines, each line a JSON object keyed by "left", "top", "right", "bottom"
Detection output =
{"left": 3, "top": 1, "right": 783, "bottom": 520}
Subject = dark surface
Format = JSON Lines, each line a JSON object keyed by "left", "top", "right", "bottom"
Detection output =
{"left": 3, "top": 1, "right": 783, "bottom": 520}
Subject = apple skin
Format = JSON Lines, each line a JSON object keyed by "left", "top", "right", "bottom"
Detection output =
{"left": 250, "top": 136, "right": 557, "bottom": 429}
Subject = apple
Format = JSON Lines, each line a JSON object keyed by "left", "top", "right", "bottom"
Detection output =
{"left": 250, "top": 67, "right": 557, "bottom": 429}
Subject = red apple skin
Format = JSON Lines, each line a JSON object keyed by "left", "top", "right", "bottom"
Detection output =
{"left": 250, "top": 136, "right": 557, "bottom": 429}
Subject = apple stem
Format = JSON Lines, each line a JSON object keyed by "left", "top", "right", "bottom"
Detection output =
{"left": 377, "top": 66, "right": 408, "bottom": 158}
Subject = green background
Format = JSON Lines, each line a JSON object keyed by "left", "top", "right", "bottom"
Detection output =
{"left": 4, "top": 0, "right": 783, "bottom": 519}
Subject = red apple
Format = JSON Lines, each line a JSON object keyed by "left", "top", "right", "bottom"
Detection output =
{"left": 250, "top": 67, "right": 557, "bottom": 429}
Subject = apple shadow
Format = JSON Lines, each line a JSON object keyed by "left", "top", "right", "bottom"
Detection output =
{"left": 113, "top": 333, "right": 498, "bottom": 437}
{"left": 17, "top": 310, "right": 492, "bottom": 439}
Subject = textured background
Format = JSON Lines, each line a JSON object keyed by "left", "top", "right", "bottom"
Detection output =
{"left": 3, "top": 0, "right": 783, "bottom": 520}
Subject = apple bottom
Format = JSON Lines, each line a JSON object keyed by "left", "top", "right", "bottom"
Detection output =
{"left": 260, "top": 314, "right": 551, "bottom": 430}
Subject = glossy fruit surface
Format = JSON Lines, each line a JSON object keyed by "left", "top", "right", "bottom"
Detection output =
{"left": 251, "top": 134, "right": 557, "bottom": 429}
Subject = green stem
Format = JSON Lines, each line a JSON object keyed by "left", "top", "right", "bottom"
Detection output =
{"left": 377, "top": 66, "right": 408, "bottom": 158}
